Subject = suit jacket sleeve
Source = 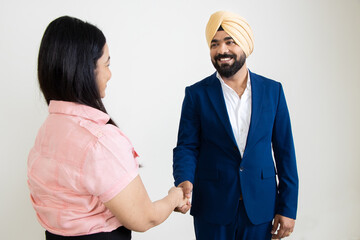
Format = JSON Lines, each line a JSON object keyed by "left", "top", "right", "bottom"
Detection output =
{"left": 272, "top": 83, "right": 299, "bottom": 219}
{"left": 173, "top": 87, "right": 200, "bottom": 186}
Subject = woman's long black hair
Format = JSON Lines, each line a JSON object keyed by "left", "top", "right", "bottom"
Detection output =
{"left": 38, "top": 16, "right": 115, "bottom": 125}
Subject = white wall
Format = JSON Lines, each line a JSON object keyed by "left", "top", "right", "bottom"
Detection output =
{"left": 0, "top": 0, "right": 359, "bottom": 239}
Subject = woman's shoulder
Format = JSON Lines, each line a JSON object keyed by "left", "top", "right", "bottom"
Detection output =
{"left": 80, "top": 121, "right": 134, "bottom": 153}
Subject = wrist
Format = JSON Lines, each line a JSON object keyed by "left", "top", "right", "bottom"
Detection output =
{"left": 168, "top": 188, "right": 180, "bottom": 208}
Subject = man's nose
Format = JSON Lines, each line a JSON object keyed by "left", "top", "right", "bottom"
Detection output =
{"left": 217, "top": 43, "right": 229, "bottom": 54}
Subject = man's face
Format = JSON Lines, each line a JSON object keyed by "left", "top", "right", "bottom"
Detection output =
{"left": 210, "top": 31, "right": 246, "bottom": 78}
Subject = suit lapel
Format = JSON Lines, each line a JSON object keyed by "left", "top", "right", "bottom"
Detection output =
{"left": 243, "top": 71, "right": 264, "bottom": 158}
{"left": 206, "top": 73, "right": 238, "bottom": 147}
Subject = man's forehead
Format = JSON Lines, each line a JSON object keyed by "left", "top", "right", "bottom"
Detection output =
{"left": 212, "top": 31, "right": 233, "bottom": 41}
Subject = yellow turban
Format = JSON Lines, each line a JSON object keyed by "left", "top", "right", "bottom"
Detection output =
{"left": 205, "top": 11, "right": 254, "bottom": 57}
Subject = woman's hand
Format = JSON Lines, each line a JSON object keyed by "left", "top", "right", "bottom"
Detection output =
{"left": 168, "top": 187, "right": 190, "bottom": 209}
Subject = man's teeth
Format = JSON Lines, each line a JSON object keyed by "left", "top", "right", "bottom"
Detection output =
{"left": 220, "top": 58, "right": 231, "bottom": 61}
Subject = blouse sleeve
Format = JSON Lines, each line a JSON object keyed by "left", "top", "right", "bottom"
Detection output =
{"left": 82, "top": 124, "right": 139, "bottom": 203}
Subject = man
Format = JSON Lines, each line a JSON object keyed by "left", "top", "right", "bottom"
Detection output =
{"left": 173, "top": 11, "right": 298, "bottom": 239}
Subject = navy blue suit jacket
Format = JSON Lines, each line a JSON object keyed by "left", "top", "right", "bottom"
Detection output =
{"left": 173, "top": 70, "right": 298, "bottom": 225}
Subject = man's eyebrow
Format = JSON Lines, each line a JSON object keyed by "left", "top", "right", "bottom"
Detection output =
{"left": 224, "top": 37, "right": 234, "bottom": 41}
{"left": 211, "top": 37, "right": 234, "bottom": 43}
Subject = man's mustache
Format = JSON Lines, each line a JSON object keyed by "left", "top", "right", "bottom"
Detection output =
{"left": 214, "top": 54, "right": 236, "bottom": 61}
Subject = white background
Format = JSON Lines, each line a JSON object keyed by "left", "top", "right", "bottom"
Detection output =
{"left": 0, "top": 0, "right": 359, "bottom": 239}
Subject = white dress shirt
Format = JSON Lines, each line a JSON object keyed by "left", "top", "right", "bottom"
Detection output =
{"left": 217, "top": 71, "right": 252, "bottom": 157}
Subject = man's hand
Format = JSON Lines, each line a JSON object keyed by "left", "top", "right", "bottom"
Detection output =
{"left": 174, "top": 181, "right": 193, "bottom": 214}
{"left": 271, "top": 214, "right": 295, "bottom": 239}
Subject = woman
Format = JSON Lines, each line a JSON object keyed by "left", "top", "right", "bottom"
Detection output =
{"left": 27, "top": 16, "right": 188, "bottom": 240}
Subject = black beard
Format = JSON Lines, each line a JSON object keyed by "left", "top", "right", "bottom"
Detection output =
{"left": 212, "top": 53, "right": 246, "bottom": 78}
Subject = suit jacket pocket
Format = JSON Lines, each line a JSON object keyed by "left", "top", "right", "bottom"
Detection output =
{"left": 261, "top": 166, "right": 276, "bottom": 179}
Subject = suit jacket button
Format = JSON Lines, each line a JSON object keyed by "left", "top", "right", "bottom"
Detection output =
{"left": 233, "top": 147, "right": 237, "bottom": 151}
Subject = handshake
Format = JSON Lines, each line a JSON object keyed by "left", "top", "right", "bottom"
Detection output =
{"left": 168, "top": 181, "right": 193, "bottom": 214}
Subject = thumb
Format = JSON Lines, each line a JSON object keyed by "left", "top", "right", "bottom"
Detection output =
{"left": 271, "top": 216, "right": 280, "bottom": 234}
{"left": 181, "top": 182, "right": 193, "bottom": 198}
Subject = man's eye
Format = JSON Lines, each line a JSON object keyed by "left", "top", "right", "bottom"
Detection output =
{"left": 226, "top": 41, "right": 235, "bottom": 45}
{"left": 211, "top": 43, "right": 218, "bottom": 48}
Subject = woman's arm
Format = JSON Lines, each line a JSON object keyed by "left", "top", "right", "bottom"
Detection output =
{"left": 104, "top": 175, "right": 188, "bottom": 232}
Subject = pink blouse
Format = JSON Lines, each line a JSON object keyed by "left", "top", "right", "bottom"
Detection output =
{"left": 27, "top": 101, "right": 139, "bottom": 236}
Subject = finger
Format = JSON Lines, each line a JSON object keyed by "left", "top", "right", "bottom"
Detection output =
{"left": 280, "top": 230, "right": 291, "bottom": 238}
{"left": 180, "top": 205, "right": 191, "bottom": 214}
{"left": 175, "top": 204, "right": 185, "bottom": 212}
{"left": 272, "top": 230, "right": 287, "bottom": 239}
{"left": 271, "top": 217, "right": 280, "bottom": 234}
{"left": 271, "top": 234, "right": 280, "bottom": 240}
{"left": 182, "top": 184, "right": 192, "bottom": 194}
{"left": 182, "top": 187, "right": 192, "bottom": 198}
{"left": 174, "top": 204, "right": 188, "bottom": 213}
{"left": 276, "top": 226, "right": 287, "bottom": 239}
{"left": 182, "top": 200, "right": 191, "bottom": 209}
{"left": 279, "top": 224, "right": 293, "bottom": 238}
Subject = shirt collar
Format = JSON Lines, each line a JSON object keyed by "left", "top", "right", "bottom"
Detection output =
{"left": 216, "top": 69, "right": 252, "bottom": 94}
{"left": 48, "top": 100, "right": 110, "bottom": 124}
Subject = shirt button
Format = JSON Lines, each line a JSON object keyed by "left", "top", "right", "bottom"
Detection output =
{"left": 240, "top": 167, "right": 244, "bottom": 172}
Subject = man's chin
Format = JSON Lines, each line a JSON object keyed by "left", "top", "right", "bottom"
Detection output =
{"left": 219, "top": 65, "right": 232, "bottom": 70}
{"left": 219, "top": 73, "right": 236, "bottom": 78}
